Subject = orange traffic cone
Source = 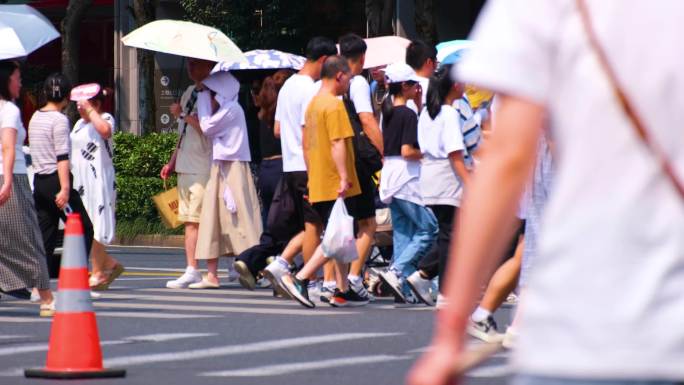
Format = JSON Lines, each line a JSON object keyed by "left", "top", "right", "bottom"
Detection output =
{"left": 25, "top": 213, "right": 126, "bottom": 379}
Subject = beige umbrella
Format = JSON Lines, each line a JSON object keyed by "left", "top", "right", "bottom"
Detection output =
{"left": 121, "top": 20, "right": 246, "bottom": 63}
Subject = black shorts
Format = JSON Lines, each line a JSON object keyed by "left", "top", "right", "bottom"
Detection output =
{"left": 311, "top": 198, "right": 356, "bottom": 228}
{"left": 283, "top": 171, "right": 319, "bottom": 226}
{"left": 345, "top": 165, "right": 377, "bottom": 221}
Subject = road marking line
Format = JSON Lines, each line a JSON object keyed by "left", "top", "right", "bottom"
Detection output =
{"left": 201, "top": 354, "right": 412, "bottom": 377}
{"left": 122, "top": 267, "right": 188, "bottom": 272}
{"left": 92, "top": 301, "right": 357, "bottom": 316}
{"left": 97, "top": 312, "right": 220, "bottom": 319}
{"left": 0, "top": 340, "right": 128, "bottom": 357}
{"left": 0, "top": 335, "right": 31, "bottom": 340}
{"left": 124, "top": 333, "right": 217, "bottom": 342}
{"left": 100, "top": 293, "right": 298, "bottom": 307}
{"left": 122, "top": 272, "right": 182, "bottom": 277}
{"left": 103, "top": 332, "right": 402, "bottom": 368}
{"left": 465, "top": 363, "right": 513, "bottom": 378}
{"left": 109, "top": 245, "right": 183, "bottom": 250}
{"left": 139, "top": 287, "right": 280, "bottom": 297}
{"left": 0, "top": 316, "right": 49, "bottom": 323}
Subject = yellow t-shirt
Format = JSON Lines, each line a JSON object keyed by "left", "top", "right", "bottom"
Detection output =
{"left": 304, "top": 93, "right": 361, "bottom": 203}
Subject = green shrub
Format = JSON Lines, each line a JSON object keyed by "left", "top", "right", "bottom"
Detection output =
{"left": 114, "top": 132, "right": 180, "bottom": 235}
{"left": 114, "top": 132, "right": 178, "bottom": 177}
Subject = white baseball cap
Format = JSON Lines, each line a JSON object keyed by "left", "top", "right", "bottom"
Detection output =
{"left": 383, "top": 62, "right": 421, "bottom": 84}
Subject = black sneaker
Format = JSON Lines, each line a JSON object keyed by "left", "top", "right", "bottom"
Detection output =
{"left": 329, "top": 288, "right": 369, "bottom": 307}
{"left": 349, "top": 279, "right": 374, "bottom": 302}
{"left": 281, "top": 275, "right": 315, "bottom": 308}
{"left": 233, "top": 260, "right": 256, "bottom": 291}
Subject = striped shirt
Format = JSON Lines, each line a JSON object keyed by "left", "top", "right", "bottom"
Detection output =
{"left": 453, "top": 96, "right": 482, "bottom": 167}
{"left": 28, "top": 110, "right": 71, "bottom": 175}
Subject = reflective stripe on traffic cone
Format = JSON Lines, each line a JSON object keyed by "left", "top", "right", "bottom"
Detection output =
{"left": 25, "top": 213, "right": 126, "bottom": 379}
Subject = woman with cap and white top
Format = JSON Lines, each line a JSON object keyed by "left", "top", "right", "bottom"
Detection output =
{"left": 190, "top": 70, "right": 262, "bottom": 289}
{"left": 0, "top": 60, "right": 55, "bottom": 316}
{"left": 377, "top": 62, "right": 438, "bottom": 304}
{"left": 71, "top": 84, "right": 124, "bottom": 291}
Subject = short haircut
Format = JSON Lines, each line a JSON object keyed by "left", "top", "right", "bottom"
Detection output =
{"left": 339, "top": 33, "right": 367, "bottom": 61}
{"left": 0, "top": 60, "right": 20, "bottom": 101}
{"left": 43, "top": 73, "right": 72, "bottom": 103}
{"left": 405, "top": 40, "right": 437, "bottom": 71}
{"left": 305, "top": 37, "right": 338, "bottom": 61}
{"left": 320, "top": 55, "right": 350, "bottom": 79}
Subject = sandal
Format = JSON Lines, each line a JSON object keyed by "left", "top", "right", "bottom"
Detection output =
{"left": 90, "top": 263, "right": 125, "bottom": 291}
{"left": 39, "top": 300, "right": 55, "bottom": 317}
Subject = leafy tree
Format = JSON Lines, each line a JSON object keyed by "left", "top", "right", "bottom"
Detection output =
{"left": 178, "top": 0, "right": 309, "bottom": 53}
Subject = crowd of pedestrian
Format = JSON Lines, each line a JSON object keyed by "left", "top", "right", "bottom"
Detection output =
{"left": 155, "top": 33, "right": 510, "bottom": 316}
{"left": 0, "top": 60, "right": 124, "bottom": 316}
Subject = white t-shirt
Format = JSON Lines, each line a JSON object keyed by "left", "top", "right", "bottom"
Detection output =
{"left": 300, "top": 75, "right": 373, "bottom": 124}
{"left": 459, "top": 0, "right": 684, "bottom": 380}
{"left": 0, "top": 101, "right": 27, "bottom": 175}
{"left": 418, "top": 105, "right": 465, "bottom": 207}
{"left": 406, "top": 75, "right": 430, "bottom": 115}
{"left": 349, "top": 75, "right": 373, "bottom": 114}
{"left": 275, "top": 74, "right": 316, "bottom": 172}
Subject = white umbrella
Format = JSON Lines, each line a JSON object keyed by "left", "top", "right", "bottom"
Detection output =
{"left": 121, "top": 20, "right": 246, "bottom": 64}
{"left": 0, "top": 5, "right": 60, "bottom": 60}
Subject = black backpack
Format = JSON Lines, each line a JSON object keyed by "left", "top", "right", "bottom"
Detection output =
{"left": 342, "top": 93, "right": 383, "bottom": 173}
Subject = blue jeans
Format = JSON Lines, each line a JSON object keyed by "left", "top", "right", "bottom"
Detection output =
{"left": 513, "top": 375, "right": 682, "bottom": 385}
{"left": 389, "top": 198, "right": 438, "bottom": 288}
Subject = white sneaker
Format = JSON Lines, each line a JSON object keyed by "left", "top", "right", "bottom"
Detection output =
{"left": 166, "top": 267, "right": 202, "bottom": 289}
{"left": 502, "top": 326, "right": 518, "bottom": 349}
{"left": 505, "top": 292, "right": 519, "bottom": 305}
{"left": 263, "top": 258, "right": 291, "bottom": 299}
{"left": 379, "top": 269, "right": 406, "bottom": 302}
{"left": 406, "top": 271, "right": 434, "bottom": 306}
{"left": 308, "top": 280, "right": 322, "bottom": 300}
{"left": 467, "top": 316, "right": 505, "bottom": 343}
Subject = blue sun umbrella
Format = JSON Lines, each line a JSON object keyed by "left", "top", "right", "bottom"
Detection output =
{"left": 213, "top": 49, "right": 306, "bottom": 72}
{"left": 436, "top": 39, "right": 474, "bottom": 66}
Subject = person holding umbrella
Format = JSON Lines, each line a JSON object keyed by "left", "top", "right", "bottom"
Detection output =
{"left": 161, "top": 58, "right": 213, "bottom": 289}
{"left": 190, "top": 68, "right": 262, "bottom": 289}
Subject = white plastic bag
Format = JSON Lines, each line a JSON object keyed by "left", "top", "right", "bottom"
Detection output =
{"left": 321, "top": 198, "right": 358, "bottom": 263}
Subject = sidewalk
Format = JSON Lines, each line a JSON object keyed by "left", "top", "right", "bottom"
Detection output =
{"left": 113, "top": 235, "right": 184, "bottom": 248}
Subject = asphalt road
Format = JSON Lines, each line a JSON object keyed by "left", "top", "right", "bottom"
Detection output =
{"left": 0, "top": 246, "right": 514, "bottom": 385}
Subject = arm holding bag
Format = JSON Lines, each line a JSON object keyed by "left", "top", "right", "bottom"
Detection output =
{"left": 321, "top": 198, "right": 358, "bottom": 263}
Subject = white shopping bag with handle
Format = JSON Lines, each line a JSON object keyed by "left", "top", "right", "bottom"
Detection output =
{"left": 321, "top": 198, "right": 358, "bottom": 263}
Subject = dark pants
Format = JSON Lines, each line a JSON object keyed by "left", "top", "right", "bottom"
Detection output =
{"left": 33, "top": 172, "right": 94, "bottom": 278}
{"left": 257, "top": 157, "right": 283, "bottom": 227}
{"left": 236, "top": 231, "right": 286, "bottom": 277}
{"left": 417, "top": 205, "right": 456, "bottom": 292}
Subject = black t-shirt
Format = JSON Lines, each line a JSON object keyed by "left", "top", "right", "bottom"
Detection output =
{"left": 259, "top": 120, "right": 282, "bottom": 159}
{"left": 382, "top": 105, "right": 419, "bottom": 156}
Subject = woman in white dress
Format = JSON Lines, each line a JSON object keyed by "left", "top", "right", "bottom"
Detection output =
{"left": 70, "top": 86, "right": 124, "bottom": 290}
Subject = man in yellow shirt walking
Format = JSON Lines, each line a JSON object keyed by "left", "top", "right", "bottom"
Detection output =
{"left": 281, "top": 55, "right": 368, "bottom": 308}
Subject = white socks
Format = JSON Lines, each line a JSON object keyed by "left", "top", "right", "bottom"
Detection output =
{"left": 348, "top": 275, "right": 362, "bottom": 286}
{"left": 275, "top": 256, "right": 290, "bottom": 269}
{"left": 471, "top": 306, "right": 492, "bottom": 323}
